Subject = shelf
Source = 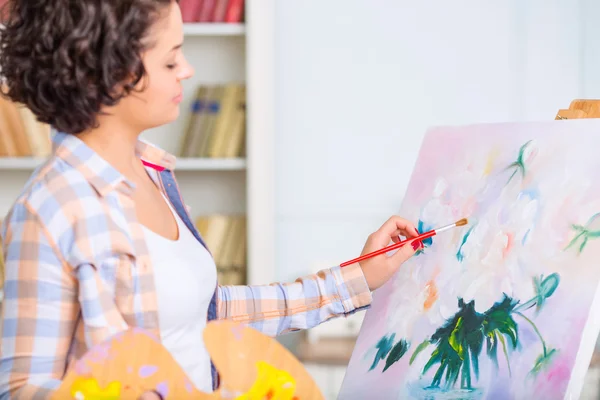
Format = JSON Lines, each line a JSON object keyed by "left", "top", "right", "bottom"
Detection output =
{"left": 175, "top": 158, "right": 246, "bottom": 170}
{"left": 183, "top": 23, "right": 245, "bottom": 36}
{"left": 0, "top": 157, "right": 46, "bottom": 170}
{"left": 0, "top": 23, "right": 245, "bottom": 36}
{"left": 0, "top": 157, "right": 246, "bottom": 171}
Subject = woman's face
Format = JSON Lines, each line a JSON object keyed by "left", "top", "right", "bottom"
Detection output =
{"left": 114, "top": 1, "right": 194, "bottom": 133}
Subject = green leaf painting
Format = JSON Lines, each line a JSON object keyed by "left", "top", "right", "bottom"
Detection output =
{"left": 565, "top": 213, "right": 600, "bottom": 254}
{"left": 383, "top": 339, "right": 410, "bottom": 372}
{"left": 369, "top": 334, "right": 396, "bottom": 371}
{"left": 505, "top": 140, "right": 533, "bottom": 184}
{"left": 369, "top": 273, "right": 561, "bottom": 391}
{"left": 514, "top": 273, "right": 560, "bottom": 314}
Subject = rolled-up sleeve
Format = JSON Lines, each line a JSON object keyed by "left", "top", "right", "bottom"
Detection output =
{"left": 216, "top": 262, "right": 372, "bottom": 336}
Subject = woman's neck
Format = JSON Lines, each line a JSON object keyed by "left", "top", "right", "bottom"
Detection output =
{"left": 77, "top": 118, "right": 147, "bottom": 181}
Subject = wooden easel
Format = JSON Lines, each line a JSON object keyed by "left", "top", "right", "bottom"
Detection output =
{"left": 555, "top": 99, "right": 600, "bottom": 119}
{"left": 556, "top": 99, "right": 600, "bottom": 371}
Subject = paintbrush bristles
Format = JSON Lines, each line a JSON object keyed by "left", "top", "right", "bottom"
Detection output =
{"left": 455, "top": 218, "right": 468, "bottom": 227}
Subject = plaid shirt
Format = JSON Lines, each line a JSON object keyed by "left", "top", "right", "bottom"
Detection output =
{"left": 0, "top": 132, "right": 372, "bottom": 399}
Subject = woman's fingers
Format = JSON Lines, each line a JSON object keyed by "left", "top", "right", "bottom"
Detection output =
{"left": 374, "top": 216, "right": 418, "bottom": 244}
{"left": 390, "top": 225, "right": 421, "bottom": 244}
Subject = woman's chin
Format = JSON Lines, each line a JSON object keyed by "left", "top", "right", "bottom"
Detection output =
{"left": 170, "top": 107, "right": 181, "bottom": 121}
{"left": 150, "top": 110, "right": 181, "bottom": 129}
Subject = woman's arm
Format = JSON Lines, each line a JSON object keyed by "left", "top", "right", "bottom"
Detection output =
{"left": 0, "top": 201, "right": 79, "bottom": 399}
{"left": 216, "top": 216, "right": 420, "bottom": 336}
{"left": 217, "top": 262, "right": 372, "bottom": 336}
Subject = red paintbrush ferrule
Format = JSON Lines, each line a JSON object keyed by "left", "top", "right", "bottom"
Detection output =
{"left": 340, "top": 230, "right": 437, "bottom": 267}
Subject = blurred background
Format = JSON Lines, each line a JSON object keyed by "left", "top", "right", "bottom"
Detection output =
{"left": 2, "top": 0, "right": 600, "bottom": 398}
{"left": 272, "top": 1, "right": 600, "bottom": 398}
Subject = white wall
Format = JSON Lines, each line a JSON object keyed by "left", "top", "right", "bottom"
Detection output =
{"left": 581, "top": 0, "right": 600, "bottom": 98}
{"left": 273, "top": 1, "right": 590, "bottom": 344}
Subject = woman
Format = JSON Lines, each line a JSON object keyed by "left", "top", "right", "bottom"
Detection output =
{"left": 0, "top": 1, "right": 421, "bottom": 398}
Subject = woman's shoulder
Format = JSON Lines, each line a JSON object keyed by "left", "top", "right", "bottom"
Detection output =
{"left": 3, "top": 155, "right": 104, "bottom": 241}
{"left": 15, "top": 155, "right": 97, "bottom": 207}
{"left": 2, "top": 151, "right": 141, "bottom": 267}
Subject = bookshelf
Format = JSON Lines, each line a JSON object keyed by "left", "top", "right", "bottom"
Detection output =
{"left": 0, "top": 1, "right": 276, "bottom": 286}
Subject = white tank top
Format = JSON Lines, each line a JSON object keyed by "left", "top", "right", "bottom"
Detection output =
{"left": 141, "top": 193, "right": 217, "bottom": 394}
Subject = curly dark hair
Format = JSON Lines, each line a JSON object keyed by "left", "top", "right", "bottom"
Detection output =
{"left": 0, "top": 0, "right": 175, "bottom": 134}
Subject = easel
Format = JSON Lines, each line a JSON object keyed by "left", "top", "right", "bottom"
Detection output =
{"left": 555, "top": 99, "right": 600, "bottom": 119}
{"left": 556, "top": 99, "right": 600, "bottom": 372}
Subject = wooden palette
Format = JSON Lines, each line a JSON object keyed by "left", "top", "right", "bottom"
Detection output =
{"left": 52, "top": 321, "right": 324, "bottom": 399}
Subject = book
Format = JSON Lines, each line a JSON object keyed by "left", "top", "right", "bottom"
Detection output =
{"left": 197, "top": 0, "right": 217, "bottom": 22}
{"left": 0, "top": 92, "right": 52, "bottom": 157}
{"left": 205, "top": 83, "right": 244, "bottom": 158}
{"left": 179, "top": 85, "right": 208, "bottom": 157}
{"left": 195, "top": 85, "right": 225, "bottom": 157}
{"left": 179, "top": 0, "right": 204, "bottom": 23}
{"left": 18, "top": 106, "right": 52, "bottom": 157}
{"left": 220, "top": 85, "right": 246, "bottom": 158}
{"left": 211, "top": 0, "right": 230, "bottom": 23}
{"left": 178, "top": 82, "right": 247, "bottom": 159}
{"left": 225, "top": 0, "right": 245, "bottom": 23}
{"left": 195, "top": 214, "right": 247, "bottom": 285}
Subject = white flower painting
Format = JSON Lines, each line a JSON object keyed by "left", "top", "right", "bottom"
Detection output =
{"left": 339, "top": 120, "right": 600, "bottom": 400}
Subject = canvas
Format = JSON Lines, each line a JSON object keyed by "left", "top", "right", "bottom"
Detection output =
{"left": 338, "top": 120, "right": 600, "bottom": 400}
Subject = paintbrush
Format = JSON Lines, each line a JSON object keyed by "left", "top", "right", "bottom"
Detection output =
{"left": 340, "top": 218, "right": 469, "bottom": 267}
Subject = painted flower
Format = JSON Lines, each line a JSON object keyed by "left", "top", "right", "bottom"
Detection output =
{"left": 387, "top": 269, "right": 441, "bottom": 338}
{"left": 452, "top": 187, "right": 542, "bottom": 313}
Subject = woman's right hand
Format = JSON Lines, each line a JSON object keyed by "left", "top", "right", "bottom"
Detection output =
{"left": 357, "top": 215, "right": 421, "bottom": 291}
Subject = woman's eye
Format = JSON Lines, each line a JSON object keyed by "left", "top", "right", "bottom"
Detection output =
{"left": 167, "top": 63, "right": 177, "bottom": 70}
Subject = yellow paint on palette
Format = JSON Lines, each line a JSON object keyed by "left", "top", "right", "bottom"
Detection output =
{"left": 70, "top": 378, "right": 121, "bottom": 400}
{"left": 235, "top": 361, "right": 297, "bottom": 400}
